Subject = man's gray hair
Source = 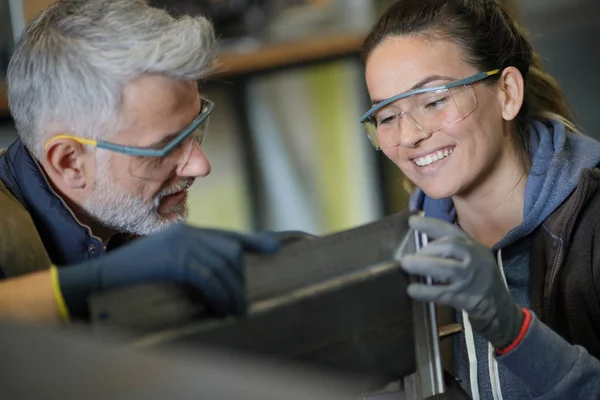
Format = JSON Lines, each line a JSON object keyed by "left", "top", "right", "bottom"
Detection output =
{"left": 7, "top": 0, "right": 217, "bottom": 159}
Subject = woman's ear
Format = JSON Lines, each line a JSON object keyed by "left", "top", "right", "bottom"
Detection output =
{"left": 497, "top": 66, "right": 525, "bottom": 121}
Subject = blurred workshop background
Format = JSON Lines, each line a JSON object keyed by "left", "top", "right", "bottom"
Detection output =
{"left": 1, "top": 0, "right": 599, "bottom": 235}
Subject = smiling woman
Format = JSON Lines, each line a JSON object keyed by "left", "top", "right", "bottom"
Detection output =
{"left": 362, "top": 1, "right": 600, "bottom": 399}
{"left": 364, "top": 35, "right": 520, "bottom": 201}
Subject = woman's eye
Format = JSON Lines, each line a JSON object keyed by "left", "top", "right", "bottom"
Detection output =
{"left": 377, "top": 114, "right": 397, "bottom": 125}
{"left": 425, "top": 97, "right": 448, "bottom": 109}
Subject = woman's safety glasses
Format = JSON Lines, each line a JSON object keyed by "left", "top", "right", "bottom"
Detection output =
{"left": 359, "top": 70, "right": 500, "bottom": 150}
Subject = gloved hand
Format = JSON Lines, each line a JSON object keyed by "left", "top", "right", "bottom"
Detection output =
{"left": 56, "top": 223, "right": 281, "bottom": 320}
{"left": 399, "top": 216, "right": 525, "bottom": 350}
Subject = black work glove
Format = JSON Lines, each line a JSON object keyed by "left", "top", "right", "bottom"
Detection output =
{"left": 57, "top": 223, "right": 281, "bottom": 320}
{"left": 399, "top": 216, "right": 525, "bottom": 350}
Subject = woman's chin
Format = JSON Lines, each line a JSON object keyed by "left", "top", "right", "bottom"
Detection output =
{"left": 419, "top": 182, "right": 457, "bottom": 200}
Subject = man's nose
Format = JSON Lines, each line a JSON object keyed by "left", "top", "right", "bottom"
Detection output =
{"left": 177, "top": 141, "right": 211, "bottom": 178}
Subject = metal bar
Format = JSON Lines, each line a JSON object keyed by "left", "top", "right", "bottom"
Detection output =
{"left": 411, "top": 229, "right": 445, "bottom": 398}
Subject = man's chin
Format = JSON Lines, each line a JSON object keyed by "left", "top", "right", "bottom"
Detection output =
{"left": 157, "top": 203, "right": 189, "bottom": 224}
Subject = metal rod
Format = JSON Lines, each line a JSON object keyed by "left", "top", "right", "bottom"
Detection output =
{"left": 412, "top": 229, "right": 445, "bottom": 398}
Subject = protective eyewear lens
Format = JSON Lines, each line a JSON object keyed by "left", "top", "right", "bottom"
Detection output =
{"left": 362, "top": 86, "right": 476, "bottom": 150}
{"left": 128, "top": 116, "right": 210, "bottom": 181}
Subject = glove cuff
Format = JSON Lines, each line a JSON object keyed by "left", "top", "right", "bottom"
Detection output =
{"left": 496, "top": 308, "right": 532, "bottom": 355}
{"left": 50, "top": 265, "right": 70, "bottom": 323}
{"left": 57, "top": 263, "right": 101, "bottom": 321}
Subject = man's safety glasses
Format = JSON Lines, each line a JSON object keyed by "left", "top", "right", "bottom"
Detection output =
{"left": 45, "top": 97, "right": 214, "bottom": 181}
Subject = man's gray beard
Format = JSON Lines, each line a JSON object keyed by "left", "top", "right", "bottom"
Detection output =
{"left": 82, "top": 165, "right": 191, "bottom": 236}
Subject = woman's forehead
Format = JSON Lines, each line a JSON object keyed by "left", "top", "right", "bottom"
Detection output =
{"left": 365, "top": 36, "right": 472, "bottom": 97}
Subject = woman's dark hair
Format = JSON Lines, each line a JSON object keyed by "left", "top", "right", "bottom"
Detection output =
{"left": 362, "top": 0, "right": 577, "bottom": 166}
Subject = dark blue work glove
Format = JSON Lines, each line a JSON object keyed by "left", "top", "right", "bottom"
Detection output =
{"left": 399, "top": 216, "right": 525, "bottom": 350}
{"left": 57, "top": 223, "right": 281, "bottom": 320}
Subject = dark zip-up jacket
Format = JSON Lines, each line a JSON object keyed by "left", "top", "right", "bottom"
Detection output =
{"left": 0, "top": 139, "right": 129, "bottom": 278}
{"left": 490, "top": 166, "right": 600, "bottom": 400}
{"left": 412, "top": 120, "right": 600, "bottom": 399}
{"left": 530, "top": 167, "right": 600, "bottom": 358}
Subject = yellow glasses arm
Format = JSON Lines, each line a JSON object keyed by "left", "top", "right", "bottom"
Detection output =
{"left": 44, "top": 135, "right": 98, "bottom": 149}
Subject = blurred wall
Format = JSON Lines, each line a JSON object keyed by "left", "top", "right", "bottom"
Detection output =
{"left": 2, "top": 0, "right": 600, "bottom": 234}
{"left": 521, "top": 0, "right": 600, "bottom": 136}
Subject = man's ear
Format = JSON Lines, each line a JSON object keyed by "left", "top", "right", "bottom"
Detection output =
{"left": 43, "top": 138, "right": 94, "bottom": 190}
{"left": 496, "top": 66, "right": 525, "bottom": 121}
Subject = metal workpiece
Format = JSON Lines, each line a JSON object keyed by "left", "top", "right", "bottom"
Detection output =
{"left": 0, "top": 318, "right": 360, "bottom": 400}
{"left": 88, "top": 210, "right": 469, "bottom": 399}
{"left": 90, "top": 210, "right": 417, "bottom": 390}
{"left": 411, "top": 229, "right": 446, "bottom": 398}
{"left": 90, "top": 210, "right": 415, "bottom": 332}
{"left": 390, "top": 228, "right": 446, "bottom": 400}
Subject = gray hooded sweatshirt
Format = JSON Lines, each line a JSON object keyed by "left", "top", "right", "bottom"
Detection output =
{"left": 410, "top": 120, "right": 600, "bottom": 399}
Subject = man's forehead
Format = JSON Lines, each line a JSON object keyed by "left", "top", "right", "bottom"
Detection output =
{"left": 117, "top": 77, "right": 201, "bottom": 147}
{"left": 123, "top": 76, "right": 199, "bottom": 115}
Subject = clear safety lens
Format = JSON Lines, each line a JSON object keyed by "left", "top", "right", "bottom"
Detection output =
{"left": 129, "top": 117, "right": 209, "bottom": 181}
{"left": 362, "top": 86, "right": 476, "bottom": 150}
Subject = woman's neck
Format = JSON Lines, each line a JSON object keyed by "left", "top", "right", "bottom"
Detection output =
{"left": 452, "top": 147, "right": 528, "bottom": 248}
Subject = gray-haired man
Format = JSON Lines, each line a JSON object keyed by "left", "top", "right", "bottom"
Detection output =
{"left": 0, "top": 0, "right": 279, "bottom": 323}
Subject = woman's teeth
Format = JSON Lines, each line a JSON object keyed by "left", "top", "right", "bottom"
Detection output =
{"left": 414, "top": 148, "right": 453, "bottom": 167}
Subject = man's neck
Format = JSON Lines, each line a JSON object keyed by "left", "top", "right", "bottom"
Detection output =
{"left": 69, "top": 203, "right": 119, "bottom": 245}
{"left": 42, "top": 169, "right": 118, "bottom": 245}
{"left": 452, "top": 148, "right": 528, "bottom": 248}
